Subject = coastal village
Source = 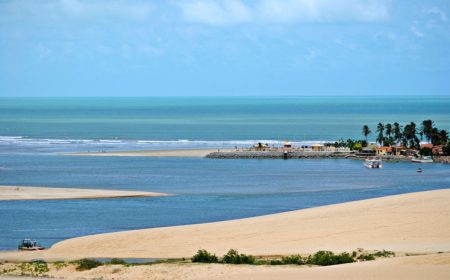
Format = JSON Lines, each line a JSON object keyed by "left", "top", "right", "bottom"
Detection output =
{"left": 208, "top": 120, "right": 450, "bottom": 163}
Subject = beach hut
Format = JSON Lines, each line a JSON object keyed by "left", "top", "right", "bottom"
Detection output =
{"left": 283, "top": 141, "right": 292, "bottom": 151}
{"left": 311, "top": 143, "right": 324, "bottom": 152}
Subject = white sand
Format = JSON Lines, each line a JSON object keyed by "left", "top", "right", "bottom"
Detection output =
{"left": 0, "top": 186, "right": 167, "bottom": 201}
{"left": 66, "top": 148, "right": 233, "bottom": 158}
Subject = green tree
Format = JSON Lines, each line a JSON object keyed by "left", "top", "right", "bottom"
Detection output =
{"left": 421, "top": 120, "right": 434, "bottom": 143}
{"left": 362, "top": 125, "right": 371, "bottom": 142}
{"left": 376, "top": 123, "right": 385, "bottom": 146}
{"left": 403, "top": 122, "right": 419, "bottom": 149}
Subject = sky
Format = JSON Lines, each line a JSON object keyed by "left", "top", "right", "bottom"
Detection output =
{"left": 0, "top": 0, "right": 449, "bottom": 97}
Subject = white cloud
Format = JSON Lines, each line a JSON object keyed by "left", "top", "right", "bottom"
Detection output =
{"left": 178, "top": 0, "right": 252, "bottom": 26}
{"left": 1, "top": 0, "right": 154, "bottom": 22}
{"left": 178, "top": 0, "right": 390, "bottom": 25}
{"left": 60, "top": 0, "right": 153, "bottom": 20}
{"left": 427, "top": 6, "right": 448, "bottom": 22}
{"left": 410, "top": 22, "right": 424, "bottom": 38}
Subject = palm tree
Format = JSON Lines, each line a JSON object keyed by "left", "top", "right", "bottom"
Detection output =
{"left": 393, "top": 122, "right": 402, "bottom": 143}
{"left": 362, "top": 125, "right": 371, "bottom": 142}
{"left": 385, "top": 123, "right": 393, "bottom": 146}
{"left": 421, "top": 120, "right": 434, "bottom": 143}
{"left": 376, "top": 123, "right": 385, "bottom": 146}
{"left": 403, "top": 122, "right": 419, "bottom": 149}
{"left": 392, "top": 122, "right": 402, "bottom": 155}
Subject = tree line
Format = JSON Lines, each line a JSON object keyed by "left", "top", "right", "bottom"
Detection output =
{"left": 362, "top": 120, "right": 449, "bottom": 149}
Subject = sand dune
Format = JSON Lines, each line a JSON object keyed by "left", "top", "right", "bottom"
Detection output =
{"left": 0, "top": 186, "right": 167, "bottom": 201}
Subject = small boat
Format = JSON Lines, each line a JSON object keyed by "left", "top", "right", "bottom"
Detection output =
{"left": 18, "top": 239, "right": 45, "bottom": 251}
{"left": 417, "top": 168, "right": 423, "bottom": 173}
{"left": 411, "top": 156, "right": 433, "bottom": 163}
{"left": 364, "top": 158, "right": 382, "bottom": 168}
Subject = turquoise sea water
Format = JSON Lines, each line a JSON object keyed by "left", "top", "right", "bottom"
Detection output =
{"left": 0, "top": 97, "right": 449, "bottom": 250}
{"left": 1, "top": 97, "right": 449, "bottom": 146}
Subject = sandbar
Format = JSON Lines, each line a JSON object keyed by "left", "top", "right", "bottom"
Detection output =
{"left": 0, "top": 186, "right": 167, "bottom": 201}
{"left": 66, "top": 148, "right": 234, "bottom": 158}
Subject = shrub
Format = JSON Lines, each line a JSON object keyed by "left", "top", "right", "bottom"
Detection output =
{"left": 191, "top": 250, "right": 219, "bottom": 263}
{"left": 109, "top": 258, "right": 127, "bottom": 265}
{"left": 222, "top": 249, "right": 255, "bottom": 264}
{"left": 53, "top": 261, "right": 68, "bottom": 271}
{"left": 372, "top": 250, "right": 395, "bottom": 258}
{"left": 19, "top": 261, "right": 49, "bottom": 276}
{"left": 75, "top": 259, "right": 103, "bottom": 271}
{"left": 281, "top": 255, "right": 304, "bottom": 265}
{"left": 306, "top": 251, "right": 354, "bottom": 266}
{"left": 357, "top": 254, "right": 375, "bottom": 261}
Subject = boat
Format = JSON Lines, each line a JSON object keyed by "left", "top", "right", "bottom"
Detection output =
{"left": 364, "top": 158, "right": 382, "bottom": 168}
{"left": 411, "top": 156, "right": 433, "bottom": 163}
{"left": 18, "top": 239, "right": 45, "bottom": 251}
{"left": 417, "top": 168, "right": 423, "bottom": 173}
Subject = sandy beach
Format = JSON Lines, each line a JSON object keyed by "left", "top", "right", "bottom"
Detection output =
{"left": 0, "top": 186, "right": 167, "bottom": 201}
{"left": 66, "top": 148, "right": 234, "bottom": 158}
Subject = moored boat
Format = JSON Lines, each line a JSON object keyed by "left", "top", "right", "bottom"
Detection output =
{"left": 411, "top": 156, "right": 433, "bottom": 163}
{"left": 18, "top": 239, "right": 45, "bottom": 251}
{"left": 364, "top": 158, "right": 382, "bottom": 168}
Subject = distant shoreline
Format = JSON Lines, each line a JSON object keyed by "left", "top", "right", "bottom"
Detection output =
{"left": 64, "top": 148, "right": 450, "bottom": 163}
{"left": 65, "top": 148, "right": 234, "bottom": 158}
{"left": 0, "top": 186, "right": 168, "bottom": 201}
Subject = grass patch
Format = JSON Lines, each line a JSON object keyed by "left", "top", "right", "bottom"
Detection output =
{"left": 19, "top": 261, "right": 49, "bottom": 276}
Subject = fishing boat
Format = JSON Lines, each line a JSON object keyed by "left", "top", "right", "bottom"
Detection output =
{"left": 411, "top": 156, "right": 433, "bottom": 163}
{"left": 364, "top": 158, "right": 382, "bottom": 168}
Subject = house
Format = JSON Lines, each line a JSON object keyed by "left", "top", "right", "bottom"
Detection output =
{"left": 376, "top": 146, "right": 391, "bottom": 156}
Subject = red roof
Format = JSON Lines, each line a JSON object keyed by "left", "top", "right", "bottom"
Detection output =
{"left": 420, "top": 144, "right": 433, "bottom": 149}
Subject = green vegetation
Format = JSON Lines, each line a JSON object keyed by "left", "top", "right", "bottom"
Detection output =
{"left": 305, "top": 251, "right": 354, "bottom": 266}
{"left": 191, "top": 249, "right": 219, "bottom": 263}
{"left": 108, "top": 258, "right": 127, "bottom": 265}
{"left": 281, "top": 254, "right": 304, "bottom": 265}
{"left": 19, "top": 261, "right": 49, "bottom": 276}
{"left": 357, "top": 250, "right": 395, "bottom": 261}
{"left": 324, "top": 138, "right": 368, "bottom": 151}
{"left": 74, "top": 258, "right": 103, "bottom": 271}
{"left": 361, "top": 120, "right": 449, "bottom": 152}
{"left": 419, "top": 147, "right": 432, "bottom": 156}
{"left": 53, "top": 261, "right": 68, "bottom": 270}
{"left": 190, "top": 249, "right": 395, "bottom": 266}
{"left": 222, "top": 249, "right": 255, "bottom": 264}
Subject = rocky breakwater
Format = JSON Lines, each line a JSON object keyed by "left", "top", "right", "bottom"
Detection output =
{"left": 206, "top": 151, "right": 354, "bottom": 159}
{"left": 434, "top": 156, "right": 450, "bottom": 164}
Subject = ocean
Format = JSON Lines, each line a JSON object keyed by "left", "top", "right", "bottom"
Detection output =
{"left": 0, "top": 96, "right": 449, "bottom": 250}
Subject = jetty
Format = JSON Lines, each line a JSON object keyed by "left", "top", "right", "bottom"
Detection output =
{"left": 206, "top": 151, "right": 353, "bottom": 159}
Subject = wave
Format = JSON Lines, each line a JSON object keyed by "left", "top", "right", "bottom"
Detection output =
{"left": 0, "top": 135, "right": 331, "bottom": 154}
